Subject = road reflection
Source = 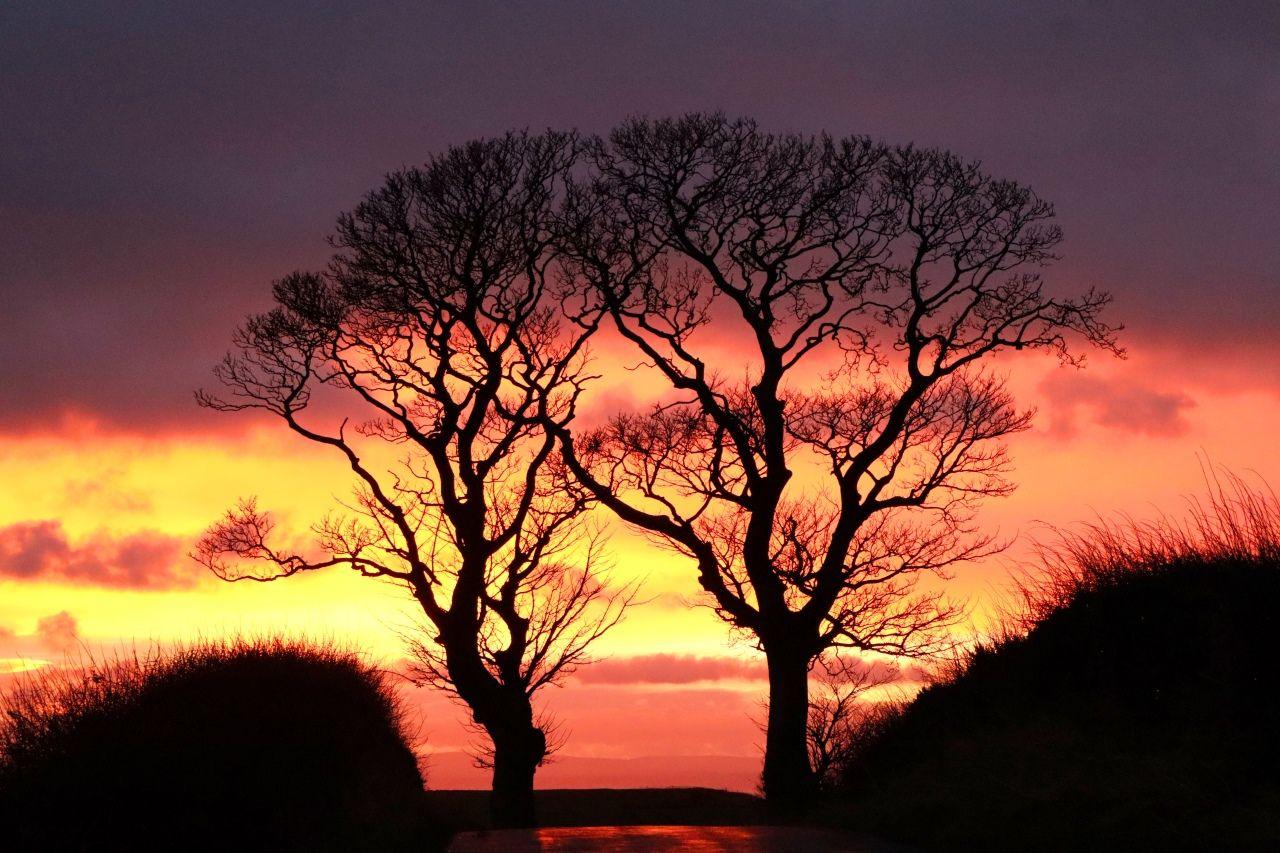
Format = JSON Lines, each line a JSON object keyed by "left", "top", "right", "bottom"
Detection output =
{"left": 449, "top": 824, "right": 893, "bottom": 851}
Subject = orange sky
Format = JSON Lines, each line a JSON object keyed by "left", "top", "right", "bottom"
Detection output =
{"left": 1, "top": 342, "right": 1276, "bottom": 789}
{"left": 2, "top": 1, "right": 1276, "bottom": 792}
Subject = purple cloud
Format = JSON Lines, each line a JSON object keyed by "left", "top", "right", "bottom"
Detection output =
{"left": 574, "top": 654, "right": 767, "bottom": 685}
{"left": 0, "top": 521, "right": 195, "bottom": 589}
{"left": 0, "top": 3, "right": 1276, "bottom": 434}
{"left": 1040, "top": 374, "right": 1196, "bottom": 438}
{"left": 572, "top": 653, "right": 930, "bottom": 686}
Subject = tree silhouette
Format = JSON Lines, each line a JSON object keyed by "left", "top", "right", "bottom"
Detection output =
{"left": 806, "top": 655, "right": 903, "bottom": 790}
{"left": 194, "top": 131, "right": 633, "bottom": 828}
{"left": 555, "top": 114, "right": 1121, "bottom": 808}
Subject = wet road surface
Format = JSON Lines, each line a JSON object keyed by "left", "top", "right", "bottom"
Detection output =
{"left": 448, "top": 825, "right": 901, "bottom": 851}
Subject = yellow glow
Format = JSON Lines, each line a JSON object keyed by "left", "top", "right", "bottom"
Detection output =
{"left": 0, "top": 354, "right": 1278, "bottom": 773}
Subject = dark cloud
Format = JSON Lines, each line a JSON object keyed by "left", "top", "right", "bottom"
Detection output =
{"left": 1040, "top": 374, "right": 1196, "bottom": 438}
{"left": 1, "top": 1, "right": 1276, "bottom": 433}
{"left": 0, "top": 521, "right": 195, "bottom": 589}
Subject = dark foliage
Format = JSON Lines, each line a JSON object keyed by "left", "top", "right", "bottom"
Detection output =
{"left": 833, "top": 477, "right": 1280, "bottom": 850}
{"left": 0, "top": 638, "right": 447, "bottom": 852}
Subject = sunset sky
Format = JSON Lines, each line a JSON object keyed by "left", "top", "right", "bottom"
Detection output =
{"left": 1, "top": 2, "right": 1277, "bottom": 790}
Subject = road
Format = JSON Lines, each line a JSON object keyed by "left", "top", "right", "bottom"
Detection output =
{"left": 448, "top": 825, "right": 903, "bottom": 851}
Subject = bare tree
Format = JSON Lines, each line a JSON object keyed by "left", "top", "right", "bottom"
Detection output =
{"left": 194, "top": 132, "right": 633, "bottom": 828}
{"left": 554, "top": 114, "right": 1121, "bottom": 808}
{"left": 806, "top": 655, "right": 902, "bottom": 789}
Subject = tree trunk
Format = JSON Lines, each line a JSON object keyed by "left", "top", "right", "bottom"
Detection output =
{"left": 489, "top": 726, "right": 546, "bottom": 828}
{"left": 761, "top": 645, "right": 816, "bottom": 814}
{"left": 439, "top": 629, "right": 547, "bottom": 829}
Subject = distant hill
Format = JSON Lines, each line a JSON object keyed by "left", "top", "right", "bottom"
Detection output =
{"left": 835, "top": 537, "right": 1280, "bottom": 850}
{"left": 423, "top": 751, "right": 759, "bottom": 792}
{"left": 427, "top": 786, "right": 765, "bottom": 831}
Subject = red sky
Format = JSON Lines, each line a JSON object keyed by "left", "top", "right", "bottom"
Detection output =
{"left": 1, "top": 1, "right": 1277, "bottom": 790}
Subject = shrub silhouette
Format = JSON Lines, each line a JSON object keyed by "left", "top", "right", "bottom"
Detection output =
{"left": 833, "top": 476, "right": 1280, "bottom": 850}
{"left": 0, "top": 638, "right": 445, "bottom": 852}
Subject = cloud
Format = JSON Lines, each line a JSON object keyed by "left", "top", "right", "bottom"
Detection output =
{"left": 0, "top": 3, "right": 1277, "bottom": 435}
{"left": 569, "top": 652, "right": 931, "bottom": 688}
{"left": 35, "top": 611, "right": 78, "bottom": 652}
{"left": 1039, "top": 374, "right": 1196, "bottom": 439}
{"left": 59, "top": 473, "right": 153, "bottom": 514}
{"left": 573, "top": 653, "right": 767, "bottom": 685}
{"left": 0, "top": 521, "right": 195, "bottom": 589}
{"left": 575, "top": 385, "right": 647, "bottom": 430}
{"left": 829, "top": 656, "right": 930, "bottom": 685}
{"left": 0, "top": 610, "right": 83, "bottom": 669}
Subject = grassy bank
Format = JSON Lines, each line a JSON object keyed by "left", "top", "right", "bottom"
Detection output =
{"left": 831, "top": 478, "right": 1280, "bottom": 850}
